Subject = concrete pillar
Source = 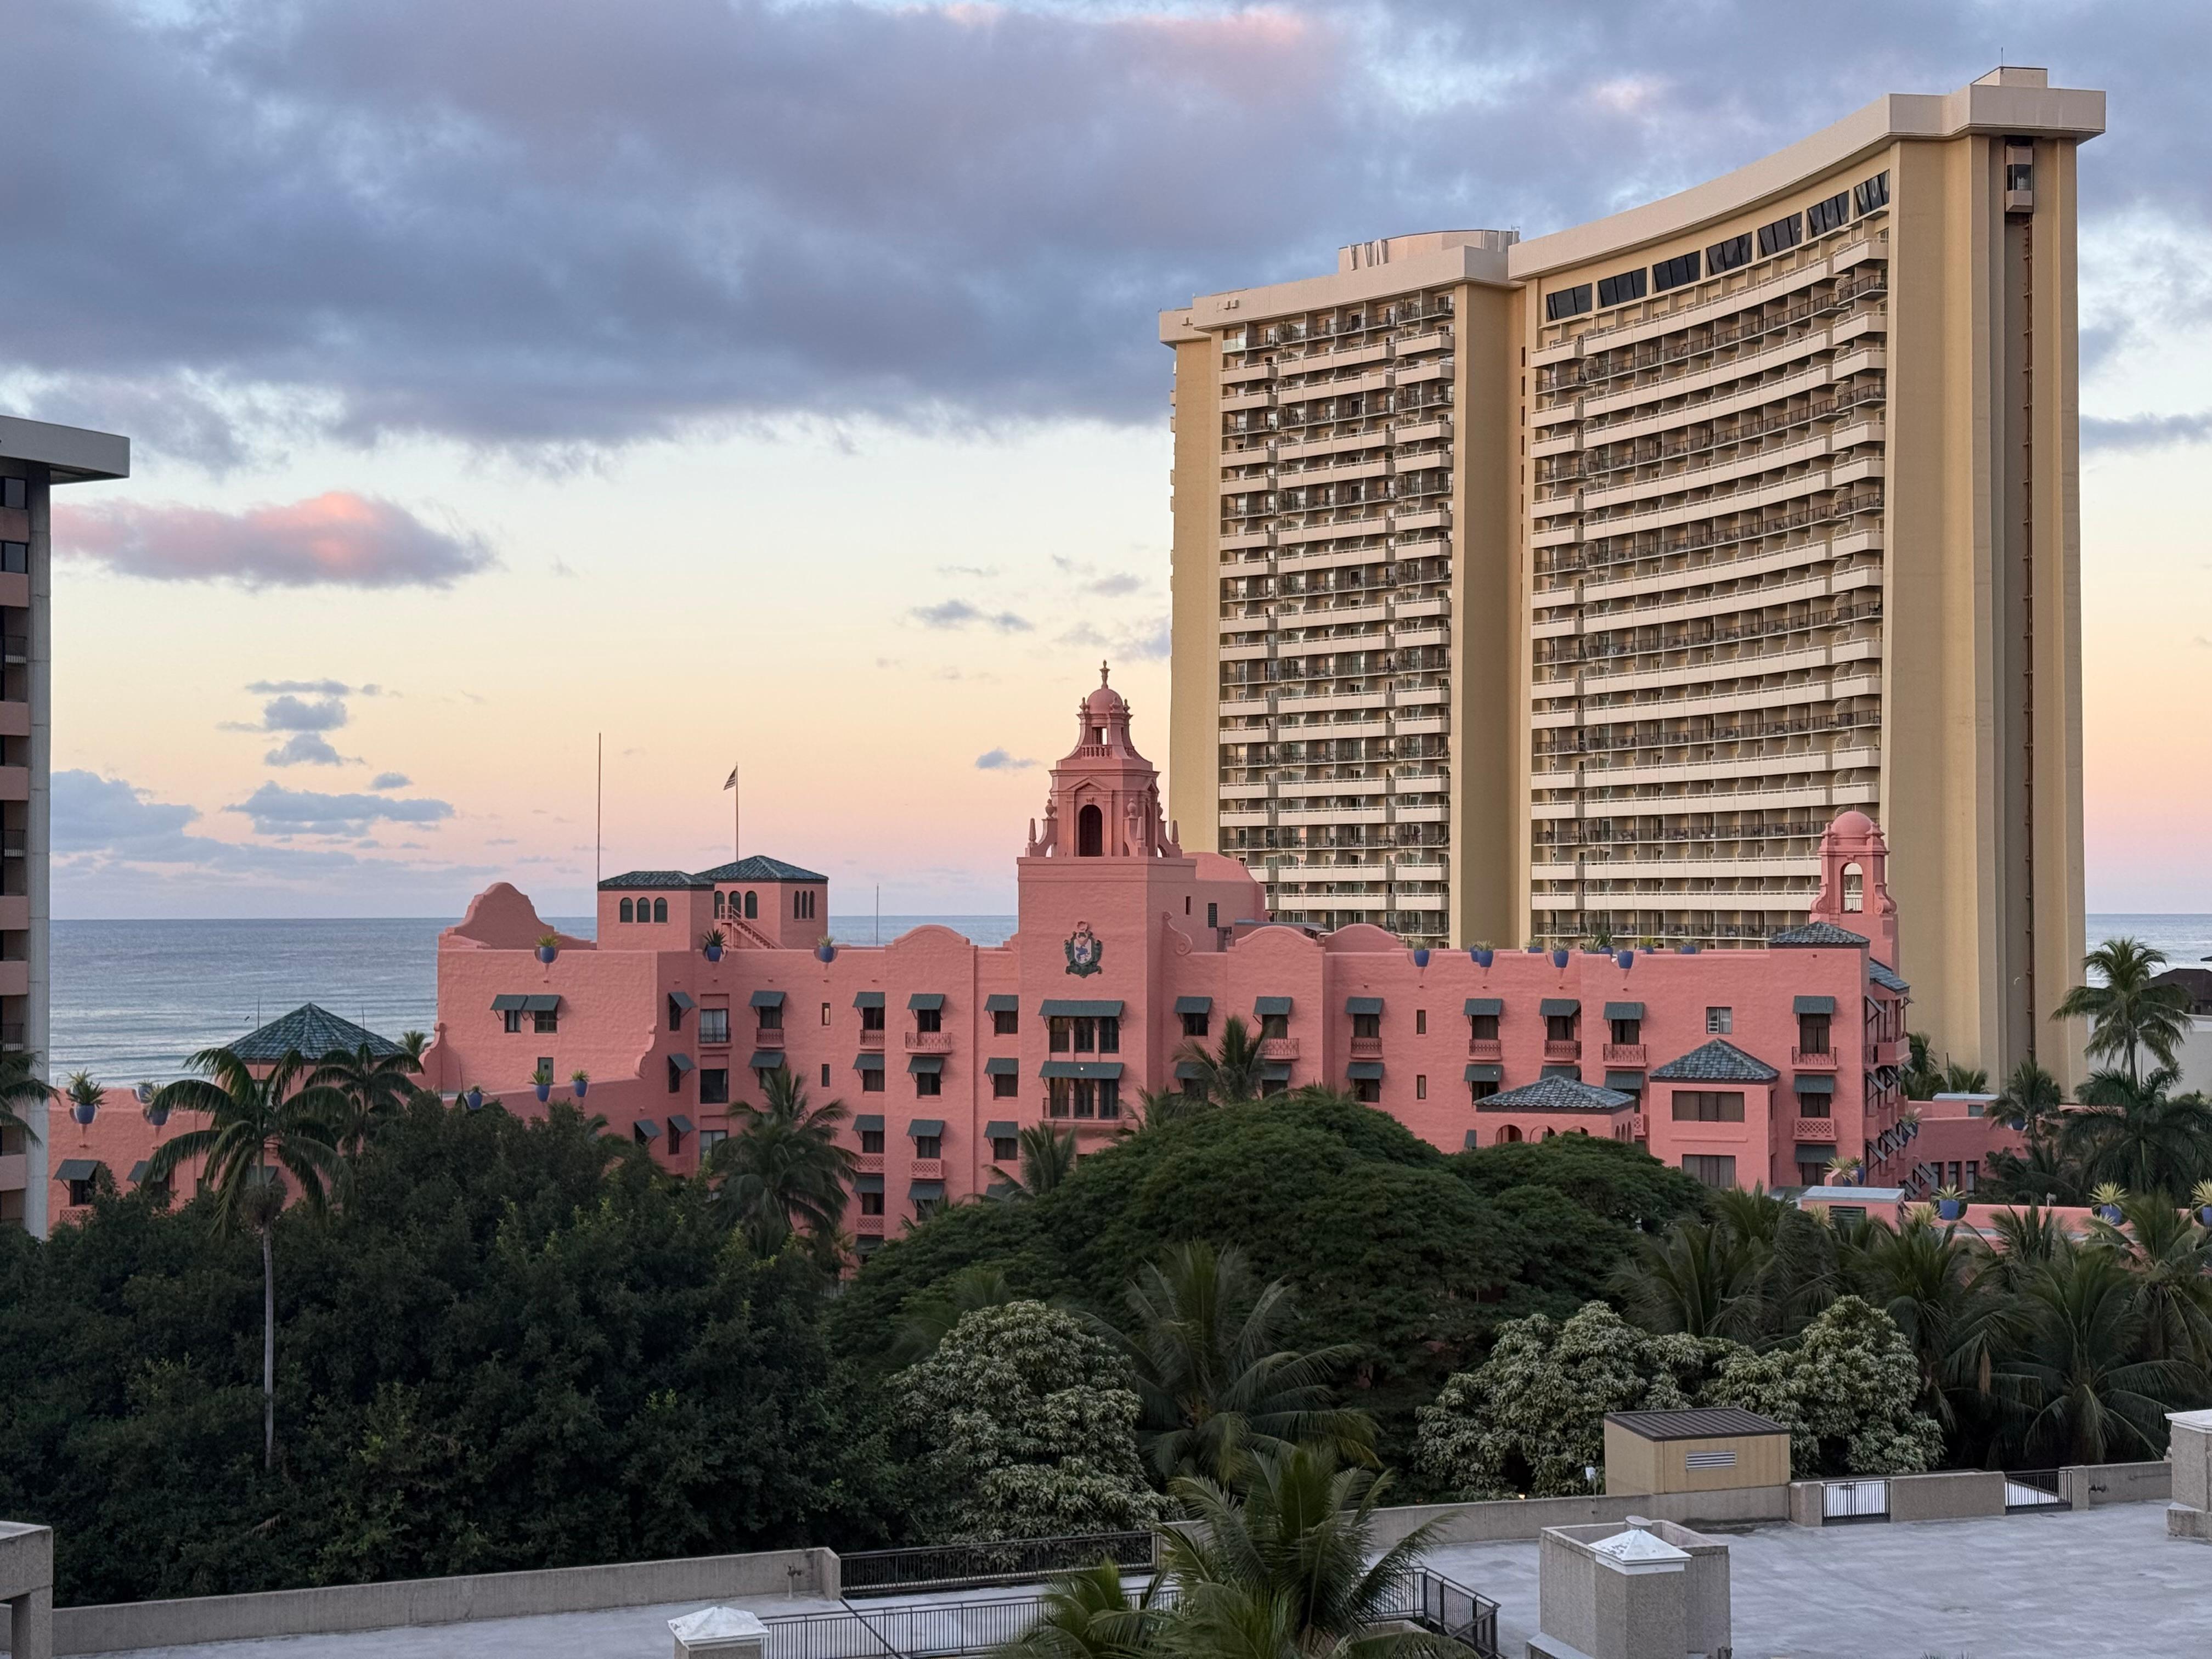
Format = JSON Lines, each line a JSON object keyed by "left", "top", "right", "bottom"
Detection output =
{"left": 668, "top": 1605, "right": 768, "bottom": 1658}
{"left": 1, "top": 1522, "right": 55, "bottom": 1659}
{"left": 2166, "top": 1410, "right": 2212, "bottom": 1514}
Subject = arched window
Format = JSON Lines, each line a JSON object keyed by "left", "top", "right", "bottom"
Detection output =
{"left": 652, "top": 898, "right": 668, "bottom": 923}
{"left": 1502, "top": 1125, "right": 1523, "bottom": 1143}
{"left": 1842, "top": 862, "right": 1864, "bottom": 912}
{"left": 714, "top": 891, "right": 725, "bottom": 917}
{"left": 1078, "top": 803, "right": 1104, "bottom": 857}
{"left": 744, "top": 890, "right": 758, "bottom": 919}
{"left": 619, "top": 898, "right": 634, "bottom": 922}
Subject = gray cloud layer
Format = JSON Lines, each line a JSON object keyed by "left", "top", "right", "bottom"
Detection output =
{"left": 227, "top": 782, "right": 456, "bottom": 836}
{"left": 2, "top": 1, "right": 2203, "bottom": 465}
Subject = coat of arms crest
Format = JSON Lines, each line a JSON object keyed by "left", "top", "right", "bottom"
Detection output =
{"left": 1064, "top": 922, "right": 1104, "bottom": 978}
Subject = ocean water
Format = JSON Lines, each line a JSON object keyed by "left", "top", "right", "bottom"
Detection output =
{"left": 50, "top": 915, "right": 1018, "bottom": 1085}
{"left": 46, "top": 911, "right": 2197, "bottom": 1086}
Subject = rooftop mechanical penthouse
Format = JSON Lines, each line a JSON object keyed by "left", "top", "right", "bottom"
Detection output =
{"left": 418, "top": 670, "right": 1919, "bottom": 1242}
{"left": 1160, "top": 67, "right": 2102, "bottom": 1092}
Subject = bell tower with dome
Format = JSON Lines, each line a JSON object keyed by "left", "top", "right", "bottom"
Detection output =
{"left": 1027, "top": 664, "right": 1180, "bottom": 861}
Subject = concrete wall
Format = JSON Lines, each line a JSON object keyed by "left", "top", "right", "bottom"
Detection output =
{"left": 1787, "top": 1462, "right": 2170, "bottom": 1526}
{"left": 47, "top": 1547, "right": 836, "bottom": 1656}
{"left": 2, "top": 1522, "right": 53, "bottom": 1659}
{"left": 1366, "top": 1485, "right": 1788, "bottom": 1551}
{"left": 2062, "top": 1460, "right": 2169, "bottom": 1509}
{"left": 1888, "top": 1470, "right": 2004, "bottom": 1522}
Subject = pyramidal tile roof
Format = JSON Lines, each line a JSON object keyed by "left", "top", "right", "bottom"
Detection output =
{"left": 1649, "top": 1038, "right": 1781, "bottom": 1083}
{"left": 1479, "top": 1074, "right": 1636, "bottom": 1113}
{"left": 232, "top": 1003, "right": 405, "bottom": 1062}
{"left": 692, "top": 854, "right": 827, "bottom": 883}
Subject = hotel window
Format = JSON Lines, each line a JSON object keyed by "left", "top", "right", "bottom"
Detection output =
{"left": 1351, "top": 1011, "right": 1380, "bottom": 1040}
{"left": 0, "top": 479, "right": 22, "bottom": 510}
{"left": 861, "top": 1003, "right": 884, "bottom": 1033}
{"left": 1672, "top": 1091, "right": 1746, "bottom": 1123}
{"left": 743, "top": 890, "right": 758, "bottom": 918}
{"left": 647, "top": 898, "right": 664, "bottom": 923}
{"left": 699, "top": 1068, "right": 730, "bottom": 1105}
{"left": 913, "top": 1128, "right": 943, "bottom": 1158}
{"left": 914, "top": 1193, "right": 943, "bottom": 1220}
{"left": 1353, "top": 1076, "right": 1380, "bottom": 1104}
{"left": 668, "top": 994, "right": 688, "bottom": 1032}
{"left": 713, "top": 891, "right": 725, "bottom": 917}
{"left": 860, "top": 1124, "right": 884, "bottom": 1154}
{"left": 699, "top": 1008, "right": 731, "bottom": 1045}
{"left": 619, "top": 899, "right": 634, "bottom": 922}
{"left": 1757, "top": 212, "right": 1803, "bottom": 256}
{"left": 699, "top": 1127, "right": 727, "bottom": 1156}
{"left": 1652, "top": 250, "right": 1701, "bottom": 291}
{"left": 915, "top": 1068, "right": 941, "bottom": 1098}
{"left": 67, "top": 1173, "right": 99, "bottom": 1206}
{"left": 1049, "top": 1015, "right": 1118, "bottom": 1053}
{"left": 1469, "top": 1078, "right": 1499, "bottom": 1103}
{"left": 0, "top": 543, "right": 25, "bottom": 574}
{"left": 992, "top": 1070, "right": 1018, "bottom": 1099}
{"left": 1415, "top": 1075, "right": 1427, "bottom": 1101}
{"left": 1414, "top": 1009, "right": 1426, "bottom": 1035}
{"left": 1259, "top": 1011, "right": 1289, "bottom": 1041}
{"left": 821, "top": 1064, "right": 831, "bottom": 1087}
{"left": 990, "top": 1132, "right": 1018, "bottom": 1161}
{"left": 859, "top": 1188, "right": 884, "bottom": 1216}
{"left": 1683, "top": 1154, "right": 1737, "bottom": 1190}
{"left": 1047, "top": 1077, "right": 1120, "bottom": 1120}
{"left": 861, "top": 1068, "right": 883, "bottom": 1094}
{"left": 993, "top": 1007, "right": 1018, "bottom": 1036}
{"left": 1706, "top": 232, "right": 1751, "bottom": 273}
{"left": 1610, "top": 1016, "right": 1641, "bottom": 1045}
{"left": 1544, "top": 283, "right": 1593, "bottom": 321}
{"left": 793, "top": 889, "right": 816, "bottom": 920}
{"left": 1797, "top": 1013, "right": 1831, "bottom": 1055}
{"left": 755, "top": 1000, "right": 782, "bottom": 1032}
{"left": 1854, "top": 170, "right": 1889, "bottom": 215}
{"left": 1468, "top": 1012, "right": 1499, "bottom": 1041}
{"left": 1596, "top": 268, "right": 1646, "bottom": 307}
{"left": 533, "top": 1008, "right": 558, "bottom": 1035}
{"left": 1705, "top": 1007, "right": 1733, "bottom": 1035}
{"left": 503, "top": 1008, "right": 522, "bottom": 1034}
{"left": 1181, "top": 1008, "right": 1209, "bottom": 1038}
{"left": 1806, "top": 189, "right": 1850, "bottom": 236}
{"left": 915, "top": 1004, "right": 943, "bottom": 1035}
{"left": 1545, "top": 1012, "right": 1576, "bottom": 1043}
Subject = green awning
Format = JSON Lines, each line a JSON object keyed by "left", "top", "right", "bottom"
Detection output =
{"left": 525, "top": 994, "right": 560, "bottom": 1013}
{"left": 1345, "top": 997, "right": 1384, "bottom": 1015}
{"left": 1464, "top": 998, "right": 1503, "bottom": 1017}
{"left": 1040, "top": 1060, "right": 1124, "bottom": 1080}
{"left": 910, "top": 1180, "right": 945, "bottom": 1199}
{"left": 1175, "top": 1060, "right": 1205, "bottom": 1080}
{"left": 909, "top": 1119, "right": 945, "bottom": 1137}
{"left": 668, "top": 1114, "right": 695, "bottom": 1135}
{"left": 1539, "top": 998, "right": 1579, "bottom": 1017}
{"left": 1795, "top": 1142, "right": 1837, "bottom": 1161}
{"left": 633, "top": 1119, "right": 662, "bottom": 1140}
{"left": 908, "top": 993, "right": 945, "bottom": 1012}
{"left": 1346, "top": 1061, "right": 1384, "bottom": 1080}
{"left": 854, "top": 1053, "right": 884, "bottom": 1072}
{"left": 1541, "top": 1064, "right": 1581, "bottom": 1080}
{"left": 128, "top": 1161, "right": 151, "bottom": 1183}
{"left": 669, "top": 1053, "right": 695, "bottom": 1073}
{"left": 1041, "top": 998, "right": 1124, "bottom": 1018}
{"left": 668, "top": 991, "right": 696, "bottom": 1013}
{"left": 54, "top": 1158, "right": 103, "bottom": 1182}
{"left": 983, "top": 1121, "right": 1017, "bottom": 1139}
{"left": 1260, "top": 1062, "right": 1293, "bottom": 1081}
{"left": 909, "top": 1055, "right": 945, "bottom": 1074}
{"left": 747, "top": 1051, "right": 784, "bottom": 1071}
{"left": 1795, "top": 995, "right": 1837, "bottom": 1015}
{"left": 1465, "top": 1064, "right": 1503, "bottom": 1082}
{"left": 1793, "top": 1074, "right": 1836, "bottom": 1095}
{"left": 855, "top": 1173, "right": 885, "bottom": 1194}
{"left": 854, "top": 1114, "right": 884, "bottom": 1131}
{"left": 750, "top": 990, "right": 786, "bottom": 1008}
{"left": 1254, "top": 996, "right": 1293, "bottom": 1016}
{"left": 1174, "top": 996, "right": 1212, "bottom": 1014}
{"left": 490, "top": 994, "right": 527, "bottom": 1012}
{"left": 1463, "top": 1131, "right": 1481, "bottom": 1149}
{"left": 984, "top": 1057, "right": 1019, "bottom": 1075}
{"left": 1604, "top": 1002, "right": 1644, "bottom": 1021}
{"left": 853, "top": 991, "right": 885, "bottom": 1008}
{"left": 1605, "top": 1071, "right": 1646, "bottom": 1091}
{"left": 985, "top": 994, "right": 1019, "bottom": 1013}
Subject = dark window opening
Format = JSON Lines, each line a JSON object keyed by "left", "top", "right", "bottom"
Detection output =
{"left": 861, "top": 1004, "right": 885, "bottom": 1032}
{"left": 913, "top": 1132, "right": 943, "bottom": 1158}
{"left": 1854, "top": 170, "right": 1889, "bottom": 215}
{"left": 652, "top": 898, "right": 668, "bottom": 923}
{"left": 1757, "top": 212, "right": 1803, "bottom": 256}
{"left": 1469, "top": 1013, "right": 1499, "bottom": 1041}
{"left": 619, "top": 899, "right": 634, "bottom": 922}
{"left": 1353, "top": 1077, "right": 1381, "bottom": 1104}
{"left": 1545, "top": 1014, "right": 1577, "bottom": 1042}
{"left": 915, "top": 1006, "right": 942, "bottom": 1034}
{"left": 862, "top": 1069, "right": 884, "bottom": 1093}
{"left": 915, "top": 1070, "right": 941, "bottom": 1098}
{"left": 860, "top": 1126, "right": 884, "bottom": 1153}
{"left": 1078, "top": 803, "right": 1104, "bottom": 857}
{"left": 1545, "top": 284, "right": 1593, "bottom": 321}
{"left": 1597, "top": 268, "right": 1646, "bottom": 307}
{"left": 992, "top": 1071, "right": 1018, "bottom": 1098}
{"left": 993, "top": 1008, "right": 1018, "bottom": 1036}
{"left": 1683, "top": 1154, "right": 1737, "bottom": 1189}
{"left": 1181, "top": 1010, "right": 1209, "bottom": 1037}
{"left": 698, "top": 1008, "right": 730, "bottom": 1045}
{"left": 1610, "top": 1018, "right": 1641, "bottom": 1045}
{"left": 1672, "top": 1091, "right": 1746, "bottom": 1122}
{"left": 860, "top": 1189, "right": 885, "bottom": 1216}
{"left": 533, "top": 1009, "right": 557, "bottom": 1034}
{"left": 1351, "top": 1012, "right": 1380, "bottom": 1039}
{"left": 757, "top": 1002, "right": 783, "bottom": 1031}
{"left": 991, "top": 1135, "right": 1018, "bottom": 1161}
{"left": 1798, "top": 1014, "right": 1832, "bottom": 1054}
{"left": 503, "top": 1009, "right": 522, "bottom": 1034}
{"left": 1653, "top": 250, "right": 1701, "bottom": 291}
{"left": 699, "top": 1069, "right": 730, "bottom": 1105}
{"left": 1706, "top": 233, "right": 1751, "bottom": 273}
{"left": 1807, "top": 190, "right": 1850, "bottom": 236}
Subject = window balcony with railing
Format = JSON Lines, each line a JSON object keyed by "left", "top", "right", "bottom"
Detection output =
{"left": 1466, "top": 1038, "right": 1503, "bottom": 1062}
{"left": 906, "top": 1030, "right": 953, "bottom": 1053}
{"left": 1543, "top": 1039, "right": 1582, "bottom": 1063}
{"left": 1791, "top": 1046, "right": 1838, "bottom": 1070}
{"left": 1601, "top": 1042, "right": 1647, "bottom": 1066}
{"left": 1259, "top": 1037, "right": 1300, "bottom": 1061}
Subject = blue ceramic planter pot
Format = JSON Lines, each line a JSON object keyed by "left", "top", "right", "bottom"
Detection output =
{"left": 1412, "top": 947, "right": 1431, "bottom": 968}
{"left": 573, "top": 1080, "right": 589, "bottom": 1098}
{"left": 1616, "top": 950, "right": 1635, "bottom": 970}
{"left": 1550, "top": 949, "right": 1570, "bottom": 969}
{"left": 537, "top": 945, "right": 557, "bottom": 964}
{"left": 2096, "top": 1203, "right": 2123, "bottom": 1224}
{"left": 816, "top": 943, "right": 837, "bottom": 963}
{"left": 71, "top": 1100, "right": 96, "bottom": 1126}
{"left": 1936, "top": 1198, "right": 1965, "bottom": 1221}
{"left": 1678, "top": 944, "right": 1700, "bottom": 954}
{"left": 704, "top": 945, "right": 724, "bottom": 962}
{"left": 1471, "top": 948, "right": 1494, "bottom": 968}
{"left": 464, "top": 1087, "right": 483, "bottom": 1112}
{"left": 534, "top": 1084, "right": 551, "bottom": 1104}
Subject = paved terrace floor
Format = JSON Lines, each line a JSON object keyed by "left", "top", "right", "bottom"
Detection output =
{"left": 84, "top": 1502, "right": 2212, "bottom": 1659}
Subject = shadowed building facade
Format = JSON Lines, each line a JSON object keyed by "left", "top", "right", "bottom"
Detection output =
{"left": 1159, "top": 67, "right": 2100, "bottom": 1090}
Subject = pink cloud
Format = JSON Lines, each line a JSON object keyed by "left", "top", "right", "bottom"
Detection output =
{"left": 54, "top": 492, "right": 493, "bottom": 589}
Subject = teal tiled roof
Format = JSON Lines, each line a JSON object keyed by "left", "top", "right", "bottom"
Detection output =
{"left": 1649, "top": 1039, "right": 1780, "bottom": 1083}
{"left": 233, "top": 1003, "right": 404, "bottom": 1062}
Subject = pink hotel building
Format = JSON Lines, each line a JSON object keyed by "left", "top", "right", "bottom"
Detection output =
{"left": 413, "top": 672, "right": 1920, "bottom": 1244}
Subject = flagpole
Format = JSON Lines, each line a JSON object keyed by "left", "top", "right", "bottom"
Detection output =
{"left": 732, "top": 764, "right": 740, "bottom": 862}
{"left": 595, "top": 733, "right": 602, "bottom": 896}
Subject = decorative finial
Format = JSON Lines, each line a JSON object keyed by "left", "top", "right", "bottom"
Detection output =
{"left": 1099, "top": 659, "right": 1110, "bottom": 687}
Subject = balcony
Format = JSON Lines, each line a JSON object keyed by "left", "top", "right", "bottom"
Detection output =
{"left": 1601, "top": 1042, "right": 1647, "bottom": 1066}
{"left": 1793, "top": 1118, "right": 1838, "bottom": 1142}
{"left": 910, "top": 1158, "right": 944, "bottom": 1181}
{"left": 1350, "top": 1036, "right": 1384, "bottom": 1060}
{"left": 906, "top": 1030, "right": 953, "bottom": 1054}
{"left": 1791, "top": 1047, "right": 1838, "bottom": 1070}
{"left": 1466, "top": 1038, "right": 1503, "bottom": 1062}
{"left": 752, "top": 1028, "right": 785, "bottom": 1050}
{"left": 1259, "top": 1037, "right": 1300, "bottom": 1062}
{"left": 1543, "top": 1039, "right": 1582, "bottom": 1064}
{"left": 860, "top": 1028, "right": 885, "bottom": 1050}
{"left": 856, "top": 1214, "right": 885, "bottom": 1237}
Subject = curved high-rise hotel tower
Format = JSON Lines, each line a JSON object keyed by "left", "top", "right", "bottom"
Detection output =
{"left": 1161, "top": 67, "right": 2101, "bottom": 1087}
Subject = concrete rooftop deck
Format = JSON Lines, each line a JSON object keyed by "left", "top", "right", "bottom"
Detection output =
{"left": 74, "top": 1502, "right": 2212, "bottom": 1659}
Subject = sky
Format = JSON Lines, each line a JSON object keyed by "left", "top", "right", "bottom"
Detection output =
{"left": 5, "top": 0, "right": 2210, "bottom": 919}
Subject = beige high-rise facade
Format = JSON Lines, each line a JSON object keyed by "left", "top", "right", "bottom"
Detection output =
{"left": 1161, "top": 67, "right": 2101, "bottom": 1085}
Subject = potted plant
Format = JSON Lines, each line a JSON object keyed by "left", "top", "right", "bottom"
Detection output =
{"left": 571, "top": 1068, "right": 590, "bottom": 1099}
{"left": 700, "top": 928, "right": 725, "bottom": 963}
{"left": 816, "top": 936, "right": 837, "bottom": 964}
{"left": 137, "top": 1081, "right": 170, "bottom": 1128}
{"left": 462, "top": 1085, "right": 484, "bottom": 1113}
{"left": 1411, "top": 946, "right": 1431, "bottom": 968}
{"left": 2193, "top": 1180, "right": 2212, "bottom": 1230}
{"left": 64, "top": 1069, "right": 100, "bottom": 1127}
{"left": 1639, "top": 936, "right": 1659, "bottom": 954}
{"left": 536, "top": 932, "right": 561, "bottom": 965}
{"left": 1677, "top": 943, "right": 1700, "bottom": 954}
{"left": 1471, "top": 943, "right": 1494, "bottom": 968}
{"left": 1550, "top": 947, "right": 1570, "bottom": 969}
{"left": 1824, "top": 1155, "right": 1860, "bottom": 1187}
{"left": 1615, "top": 949, "right": 1635, "bottom": 970}
{"left": 1933, "top": 1184, "right": 1966, "bottom": 1222}
{"left": 2091, "top": 1182, "right": 2126, "bottom": 1225}
{"left": 531, "top": 1063, "right": 554, "bottom": 1104}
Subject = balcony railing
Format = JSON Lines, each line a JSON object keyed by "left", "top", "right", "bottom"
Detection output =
{"left": 859, "top": 1028, "right": 884, "bottom": 1049}
{"left": 1349, "top": 1036, "right": 1384, "bottom": 1059}
{"left": 906, "top": 1030, "right": 953, "bottom": 1053}
{"left": 1259, "top": 1037, "right": 1300, "bottom": 1061}
{"left": 1792, "top": 1046, "right": 1838, "bottom": 1070}
{"left": 1601, "top": 1042, "right": 1647, "bottom": 1066}
{"left": 1543, "top": 1039, "right": 1582, "bottom": 1063}
{"left": 909, "top": 1158, "right": 944, "bottom": 1181}
{"left": 854, "top": 1214, "right": 885, "bottom": 1237}
{"left": 752, "top": 1028, "right": 785, "bottom": 1049}
{"left": 1466, "top": 1038, "right": 1503, "bottom": 1062}
{"left": 1793, "top": 1118, "right": 1838, "bottom": 1140}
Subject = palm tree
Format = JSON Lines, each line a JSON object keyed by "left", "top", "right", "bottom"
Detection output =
{"left": 1901, "top": 1032, "right": 1944, "bottom": 1102}
{"left": 1608, "top": 1220, "right": 1764, "bottom": 1341}
{"left": 706, "top": 1066, "right": 856, "bottom": 1254}
{"left": 145, "top": 1046, "right": 349, "bottom": 1469}
{"left": 991, "top": 1123, "right": 1079, "bottom": 1199}
{"left": 1995, "top": 1247, "right": 2206, "bottom": 1465}
{"left": 995, "top": 1560, "right": 1159, "bottom": 1659}
{"left": 1997, "top": 1057, "right": 2064, "bottom": 1136}
{"left": 398, "top": 1029, "right": 430, "bottom": 1062}
{"left": 2090, "top": 1194, "right": 2212, "bottom": 1369}
{"left": 1971, "top": 1205, "right": 2073, "bottom": 1297}
{"left": 1847, "top": 1213, "right": 2005, "bottom": 1426}
{"left": 1097, "top": 1241, "right": 1374, "bottom": 1486}
{"left": 1940, "top": 1060, "right": 1990, "bottom": 1095}
{"left": 306, "top": 1041, "right": 421, "bottom": 1155}
{"left": 2061, "top": 1067, "right": 2212, "bottom": 1200}
{"left": 1155, "top": 1446, "right": 1458, "bottom": 1658}
{"left": 2054, "top": 937, "right": 2193, "bottom": 1085}
{"left": 1131, "top": 1086, "right": 1208, "bottom": 1132}
{"left": 1173, "top": 1016, "right": 1266, "bottom": 1106}
{"left": 0, "top": 1051, "right": 43, "bottom": 1150}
